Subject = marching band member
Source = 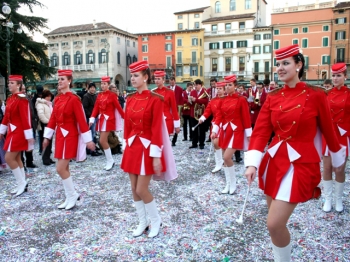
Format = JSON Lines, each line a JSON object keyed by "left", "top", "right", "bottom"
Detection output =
{"left": 90, "top": 76, "right": 124, "bottom": 171}
{"left": 322, "top": 62, "right": 350, "bottom": 213}
{"left": 199, "top": 82, "right": 226, "bottom": 173}
{"left": 212, "top": 75, "right": 251, "bottom": 194}
{"left": 43, "top": 70, "right": 95, "bottom": 210}
{"left": 153, "top": 71, "right": 180, "bottom": 142}
{"left": 121, "top": 61, "right": 177, "bottom": 238}
{"left": 204, "top": 78, "right": 218, "bottom": 143}
{"left": 0, "top": 75, "right": 34, "bottom": 196}
{"left": 182, "top": 83, "right": 193, "bottom": 141}
{"left": 244, "top": 45, "right": 346, "bottom": 261}
{"left": 247, "top": 79, "right": 265, "bottom": 129}
{"left": 189, "top": 79, "right": 209, "bottom": 149}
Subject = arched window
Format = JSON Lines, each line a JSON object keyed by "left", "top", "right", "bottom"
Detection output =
{"left": 117, "top": 51, "right": 120, "bottom": 64}
{"left": 126, "top": 54, "right": 131, "bottom": 66}
{"left": 88, "top": 50, "right": 94, "bottom": 64}
{"left": 63, "top": 52, "right": 69, "bottom": 65}
{"left": 101, "top": 48, "right": 106, "bottom": 63}
{"left": 230, "top": 0, "right": 236, "bottom": 11}
{"left": 133, "top": 55, "right": 137, "bottom": 63}
{"left": 75, "top": 51, "right": 82, "bottom": 65}
{"left": 52, "top": 53, "right": 58, "bottom": 66}
{"left": 215, "top": 1, "right": 221, "bottom": 13}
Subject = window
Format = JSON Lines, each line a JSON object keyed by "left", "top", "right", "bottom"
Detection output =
{"left": 177, "top": 39, "right": 182, "bottom": 46}
{"left": 336, "top": 18, "right": 347, "bottom": 24}
{"left": 239, "top": 22, "right": 245, "bottom": 32}
{"left": 191, "top": 51, "right": 196, "bottom": 63}
{"left": 87, "top": 40, "right": 93, "bottom": 44}
{"left": 225, "top": 57, "right": 231, "bottom": 72}
{"left": 165, "top": 35, "right": 172, "bottom": 40}
{"left": 51, "top": 53, "right": 58, "bottom": 66}
{"left": 73, "top": 41, "right": 82, "bottom": 45}
{"left": 237, "top": 41, "right": 247, "bottom": 48}
{"left": 304, "top": 57, "right": 309, "bottom": 69}
{"left": 127, "top": 40, "right": 130, "bottom": 47}
{"left": 178, "top": 23, "right": 183, "bottom": 30}
{"left": 63, "top": 52, "right": 70, "bottom": 65}
{"left": 245, "top": 0, "right": 251, "bottom": 9}
{"left": 192, "top": 38, "right": 198, "bottom": 46}
{"left": 323, "top": 25, "right": 329, "bottom": 31}
{"left": 293, "top": 28, "right": 299, "bottom": 34}
{"left": 142, "top": 44, "right": 148, "bottom": 53}
{"left": 223, "top": 41, "right": 233, "bottom": 48}
{"left": 126, "top": 54, "right": 131, "bottom": 66}
{"left": 212, "top": 24, "right": 218, "bottom": 32}
{"left": 165, "top": 43, "right": 172, "bottom": 51}
{"left": 190, "top": 65, "right": 198, "bottom": 76}
{"left": 101, "top": 39, "right": 107, "bottom": 43}
{"left": 339, "top": 10, "right": 344, "bottom": 14}
{"left": 337, "top": 48, "right": 345, "bottom": 62}
{"left": 254, "top": 34, "right": 261, "bottom": 40}
{"left": 322, "top": 55, "right": 330, "bottom": 65}
{"left": 117, "top": 52, "right": 120, "bottom": 64}
{"left": 176, "top": 66, "right": 183, "bottom": 76}
{"left": 166, "top": 56, "right": 172, "bottom": 68}
{"left": 274, "top": 29, "right": 280, "bottom": 35}
{"left": 274, "top": 40, "right": 279, "bottom": 49}
{"left": 225, "top": 23, "right": 231, "bottom": 32}
{"left": 177, "top": 52, "right": 182, "bottom": 63}
{"left": 143, "top": 57, "right": 148, "bottom": 61}
{"left": 254, "top": 62, "right": 259, "bottom": 73}
{"left": 75, "top": 51, "right": 82, "bottom": 65}
{"left": 194, "top": 22, "right": 200, "bottom": 29}
{"left": 200, "top": 39, "right": 202, "bottom": 46}
{"left": 322, "top": 37, "right": 329, "bottom": 47}
{"left": 200, "top": 66, "right": 203, "bottom": 77}
{"left": 100, "top": 49, "right": 107, "bottom": 63}
{"left": 230, "top": 0, "right": 236, "bottom": 11}
{"left": 215, "top": 1, "right": 221, "bottom": 13}
{"left": 302, "top": 27, "right": 308, "bottom": 33}
{"left": 62, "top": 42, "right": 68, "bottom": 46}
{"left": 302, "top": 38, "right": 308, "bottom": 48}
{"left": 239, "top": 57, "right": 245, "bottom": 71}
{"left": 263, "top": 34, "right": 271, "bottom": 40}
{"left": 142, "top": 37, "right": 148, "bottom": 41}
{"left": 335, "top": 31, "right": 346, "bottom": 40}
{"left": 263, "top": 45, "right": 271, "bottom": 53}
{"left": 194, "top": 14, "right": 199, "bottom": 18}
{"left": 212, "top": 58, "right": 218, "bottom": 72}
{"left": 117, "top": 37, "right": 120, "bottom": 44}
{"left": 265, "top": 61, "right": 270, "bottom": 72}
{"left": 209, "top": 42, "right": 220, "bottom": 49}
{"left": 87, "top": 50, "right": 94, "bottom": 64}
{"left": 133, "top": 55, "right": 137, "bottom": 63}
{"left": 274, "top": 58, "right": 277, "bottom": 66}
{"left": 253, "top": 46, "right": 261, "bottom": 54}
{"left": 133, "top": 42, "right": 135, "bottom": 47}
{"left": 178, "top": 15, "right": 183, "bottom": 19}
{"left": 292, "top": 39, "right": 299, "bottom": 45}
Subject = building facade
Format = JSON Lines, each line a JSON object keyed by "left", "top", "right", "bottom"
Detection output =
{"left": 252, "top": 26, "right": 272, "bottom": 81}
{"left": 271, "top": 1, "right": 334, "bottom": 82}
{"left": 174, "top": 6, "right": 211, "bottom": 30}
{"left": 45, "top": 22, "right": 138, "bottom": 90}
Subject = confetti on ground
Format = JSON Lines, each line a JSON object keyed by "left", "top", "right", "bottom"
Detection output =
{"left": 0, "top": 131, "right": 349, "bottom": 261}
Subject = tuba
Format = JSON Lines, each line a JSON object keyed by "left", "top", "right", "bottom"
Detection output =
{"left": 194, "top": 89, "right": 209, "bottom": 120}
{"left": 254, "top": 90, "right": 260, "bottom": 104}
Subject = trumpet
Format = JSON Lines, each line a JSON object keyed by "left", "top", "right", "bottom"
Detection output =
{"left": 254, "top": 91, "right": 260, "bottom": 104}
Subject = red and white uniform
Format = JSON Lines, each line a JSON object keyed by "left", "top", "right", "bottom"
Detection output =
{"left": 213, "top": 93, "right": 251, "bottom": 150}
{"left": 199, "top": 96, "right": 225, "bottom": 136}
{"left": 44, "top": 92, "right": 92, "bottom": 160}
{"left": 189, "top": 88, "right": 209, "bottom": 118}
{"left": 324, "top": 86, "right": 350, "bottom": 156}
{"left": 0, "top": 93, "right": 33, "bottom": 151}
{"left": 90, "top": 90, "right": 124, "bottom": 131}
{"left": 153, "top": 87, "right": 180, "bottom": 135}
{"left": 248, "top": 87, "right": 267, "bottom": 125}
{"left": 245, "top": 82, "right": 345, "bottom": 203}
{"left": 121, "top": 90, "right": 166, "bottom": 175}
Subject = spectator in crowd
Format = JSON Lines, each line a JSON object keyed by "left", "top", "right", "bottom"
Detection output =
{"left": 109, "top": 84, "right": 125, "bottom": 109}
{"left": 32, "top": 85, "right": 43, "bottom": 154}
{"left": 323, "top": 79, "right": 333, "bottom": 90}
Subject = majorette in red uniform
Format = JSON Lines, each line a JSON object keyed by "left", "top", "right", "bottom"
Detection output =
{"left": 244, "top": 45, "right": 346, "bottom": 261}
{"left": 0, "top": 75, "right": 33, "bottom": 196}
{"left": 322, "top": 62, "right": 350, "bottom": 213}
{"left": 211, "top": 75, "right": 251, "bottom": 194}
{"left": 152, "top": 71, "right": 180, "bottom": 136}
{"left": 89, "top": 76, "right": 124, "bottom": 171}
{"left": 121, "top": 61, "right": 177, "bottom": 238}
{"left": 199, "top": 82, "right": 226, "bottom": 173}
{"left": 44, "top": 69, "right": 94, "bottom": 210}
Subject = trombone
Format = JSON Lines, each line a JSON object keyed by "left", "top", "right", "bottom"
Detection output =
{"left": 254, "top": 91, "right": 260, "bottom": 104}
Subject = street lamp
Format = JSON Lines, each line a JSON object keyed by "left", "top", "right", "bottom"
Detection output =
{"left": 103, "top": 38, "right": 110, "bottom": 76}
{"left": 316, "top": 63, "right": 321, "bottom": 85}
{"left": 1, "top": 3, "right": 23, "bottom": 77}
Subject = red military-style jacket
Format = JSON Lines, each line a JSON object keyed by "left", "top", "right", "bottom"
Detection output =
{"left": 247, "top": 87, "right": 267, "bottom": 125}
{"left": 167, "top": 85, "right": 184, "bottom": 107}
{"left": 200, "top": 96, "right": 224, "bottom": 124}
{"left": 189, "top": 88, "right": 209, "bottom": 118}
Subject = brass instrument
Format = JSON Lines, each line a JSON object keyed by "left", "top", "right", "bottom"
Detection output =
{"left": 194, "top": 88, "right": 209, "bottom": 120}
{"left": 254, "top": 91, "right": 260, "bottom": 104}
{"left": 197, "top": 88, "right": 209, "bottom": 100}
{"left": 183, "top": 103, "right": 190, "bottom": 110}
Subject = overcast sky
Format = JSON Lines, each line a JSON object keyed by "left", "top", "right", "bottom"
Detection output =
{"left": 18, "top": 0, "right": 332, "bottom": 42}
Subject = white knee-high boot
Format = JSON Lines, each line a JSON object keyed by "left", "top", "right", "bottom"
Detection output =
{"left": 13, "top": 167, "right": 28, "bottom": 196}
{"left": 228, "top": 165, "right": 236, "bottom": 195}
{"left": 271, "top": 242, "right": 292, "bottom": 262}
{"left": 211, "top": 149, "right": 224, "bottom": 173}
{"left": 58, "top": 176, "right": 80, "bottom": 210}
{"left": 144, "top": 199, "right": 162, "bottom": 238}
{"left": 103, "top": 148, "right": 115, "bottom": 171}
{"left": 11, "top": 167, "right": 26, "bottom": 194}
{"left": 322, "top": 180, "right": 333, "bottom": 212}
{"left": 221, "top": 167, "right": 230, "bottom": 194}
{"left": 334, "top": 181, "right": 345, "bottom": 212}
{"left": 132, "top": 200, "right": 149, "bottom": 237}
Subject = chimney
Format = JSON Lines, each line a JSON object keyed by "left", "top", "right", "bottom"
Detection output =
{"left": 93, "top": 20, "right": 97, "bottom": 28}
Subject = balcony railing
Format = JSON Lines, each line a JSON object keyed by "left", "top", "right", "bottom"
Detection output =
{"left": 205, "top": 71, "right": 253, "bottom": 78}
{"left": 204, "top": 28, "right": 253, "bottom": 36}
{"left": 56, "top": 64, "right": 95, "bottom": 71}
{"left": 176, "top": 59, "right": 202, "bottom": 64}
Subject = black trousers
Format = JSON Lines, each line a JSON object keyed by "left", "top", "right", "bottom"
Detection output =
{"left": 182, "top": 115, "right": 192, "bottom": 140}
{"left": 172, "top": 133, "right": 178, "bottom": 145}
{"left": 190, "top": 117, "right": 206, "bottom": 147}
{"left": 40, "top": 122, "right": 53, "bottom": 164}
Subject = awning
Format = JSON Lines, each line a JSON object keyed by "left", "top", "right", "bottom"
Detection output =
{"left": 44, "top": 80, "right": 58, "bottom": 85}
{"left": 74, "top": 77, "right": 111, "bottom": 84}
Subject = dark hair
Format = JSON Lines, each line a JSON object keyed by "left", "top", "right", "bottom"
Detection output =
{"left": 257, "top": 82, "right": 264, "bottom": 86}
{"left": 36, "top": 85, "right": 44, "bottom": 94}
{"left": 65, "top": 75, "right": 73, "bottom": 88}
{"left": 292, "top": 53, "right": 305, "bottom": 79}
{"left": 324, "top": 79, "right": 332, "bottom": 85}
{"left": 210, "top": 78, "right": 217, "bottom": 83}
{"left": 263, "top": 79, "right": 270, "bottom": 86}
{"left": 88, "top": 82, "right": 96, "bottom": 89}
{"left": 250, "top": 78, "right": 256, "bottom": 83}
{"left": 141, "top": 68, "right": 152, "bottom": 84}
{"left": 42, "top": 89, "right": 53, "bottom": 99}
{"left": 186, "top": 82, "right": 193, "bottom": 87}
{"left": 238, "top": 84, "right": 245, "bottom": 89}
{"left": 169, "top": 76, "right": 175, "bottom": 81}
{"left": 194, "top": 79, "right": 202, "bottom": 86}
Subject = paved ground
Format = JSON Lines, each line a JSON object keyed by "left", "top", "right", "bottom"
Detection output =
{"left": 0, "top": 133, "right": 349, "bottom": 261}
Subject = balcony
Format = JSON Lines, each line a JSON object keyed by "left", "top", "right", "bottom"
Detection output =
{"left": 56, "top": 64, "right": 95, "bottom": 71}
{"left": 204, "top": 28, "right": 253, "bottom": 36}
{"left": 205, "top": 71, "right": 253, "bottom": 78}
{"left": 176, "top": 59, "right": 202, "bottom": 65}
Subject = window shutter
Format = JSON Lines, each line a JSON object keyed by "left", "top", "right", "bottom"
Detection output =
{"left": 86, "top": 53, "right": 89, "bottom": 64}
{"left": 335, "top": 32, "right": 338, "bottom": 40}
{"left": 106, "top": 52, "right": 109, "bottom": 63}
{"left": 258, "top": 46, "right": 261, "bottom": 54}
{"left": 50, "top": 57, "right": 54, "bottom": 67}
{"left": 93, "top": 53, "right": 95, "bottom": 64}
{"left": 74, "top": 54, "right": 77, "bottom": 65}
{"left": 345, "top": 18, "right": 347, "bottom": 23}
{"left": 209, "top": 43, "right": 212, "bottom": 49}
{"left": 274, "top": 58, "right": 276, "bottom": 66}
{"left": 304, "top": 57, "right": 309, "bottom": 69}
{"left": 165, "top": 44, "right": 167, "bottom": 51}
{"left": 335, "top": 18, "right": 338, "bottom": 24}
{"left": 80, "top": 54, "right": 83, "bottom": 64}
{"left": 344, "top": 32, "right": 346, "bottom": 39}
{"left": 62, "top": 55, "right": 64, "bottom": 65}
{"left": 99, "top": 52, "right": 102, "bottom": 63}
{"left": 57, "top": 56, "right": 59, "bottom": 66}
{"left": 223, "top": 42, "right": 226, "bottom": 49}
{"left": 327, "top": 55, "right": 330, "bottom": 64}
{"left": 68, "top": 55, "right": 70, "bottom": 65}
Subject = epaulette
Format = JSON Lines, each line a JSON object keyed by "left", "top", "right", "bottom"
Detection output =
{"left": 267, "top": 87, "right": 283, "bottom": 96}
{"left": 151, "top": 91, "right": 164, "bottom": 101}
{"left": 306, "top": 84, "right": 327, "bottom": 93}
{"left": 127, "top": 92, "right": 136, "bottom": 98}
